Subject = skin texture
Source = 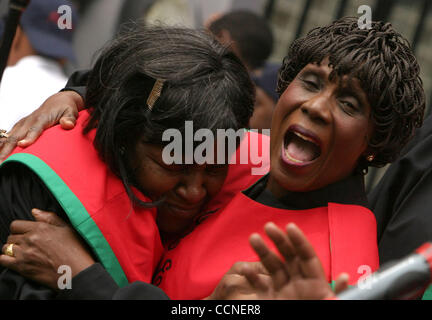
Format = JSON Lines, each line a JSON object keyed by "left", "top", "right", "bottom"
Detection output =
{"left": 267, "top": 59, "right": 373, "bottom": 196}
{"left": 130, "top": 143, "right": 228, "bottom": 235}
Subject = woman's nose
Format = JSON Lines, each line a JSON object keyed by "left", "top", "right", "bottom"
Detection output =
{"left": 176, "top": 172, "right": 207, "bottom": 205}
{"left": 300, "top": 94, "right": 332, "bottom": 125}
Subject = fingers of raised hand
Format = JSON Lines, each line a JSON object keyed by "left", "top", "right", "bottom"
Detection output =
{"left": 334, "top": 273, "right": 350, "bottom": 294}
{"left": 285, "top": 223, "right": 317, "bottom": 260}
{"left": 241, "top": 263, "right": 272, "bottom": 293}
{"left": 249, "top": 232, "right": 290, "bottom": 290}
{"left": 285, "top": 223, "right": 326, "bottom": 279}
{"left": 212, "top": 264, "right": 262, "bottom": 300}
{"left": 264, "top": 222, "right": 296, "bottom": 263}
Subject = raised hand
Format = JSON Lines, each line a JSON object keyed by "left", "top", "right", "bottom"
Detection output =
{"left": 243, "top": 222, "right": 349, "bottom": 300}
{"left": 205, "top": 261, "right": 272, "bottom": 300}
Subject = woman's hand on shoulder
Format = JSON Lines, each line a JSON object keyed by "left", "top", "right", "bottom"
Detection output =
{"left": 0, "top": 90, "right": 84, "bottom": 162}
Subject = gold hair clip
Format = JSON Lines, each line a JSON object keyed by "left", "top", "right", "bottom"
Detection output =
{"left": 147, "top": 79, "right": 164, "bottom": 110}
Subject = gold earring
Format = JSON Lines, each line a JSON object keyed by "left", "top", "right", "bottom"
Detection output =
{"left": 366, "top": 155, "right": 374, "bottom": 162}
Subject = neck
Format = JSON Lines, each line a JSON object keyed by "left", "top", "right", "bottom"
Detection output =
{"left": 7, "top": 27, "right": 38, "bottom": 66}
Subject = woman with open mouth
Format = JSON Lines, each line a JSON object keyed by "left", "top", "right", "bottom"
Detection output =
{"left": 155, "top": 17, "right": 425, "bottom": 300}
{"left": 0, "top": 17, "right": 426, "bottom": 300}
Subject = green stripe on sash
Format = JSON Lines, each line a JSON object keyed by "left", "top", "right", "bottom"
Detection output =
{"left": 422, "top": 284, "right": 432, "bottom": 300}
{"left": 1, "top": 153, "right": 129, "bottom": 287}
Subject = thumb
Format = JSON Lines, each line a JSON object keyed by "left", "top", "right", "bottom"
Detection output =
{"left": 249, "top": 261, "right": 270, "bottom": 275}
{"left": 241, "top": 263, "right": 272, "bottom": 293}
{"left": 334, "top": 273, "right": 350, "bottom": 295}
{"left": 59, "top": 112, "right": 78, "bottom": 130}
{"left": 31, "top": 208, "right": 67, "bottom": 227}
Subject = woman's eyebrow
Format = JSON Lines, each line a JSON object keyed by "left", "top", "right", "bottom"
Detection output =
{"left": 300, "top": 66, "right": 328, "bottom": 79}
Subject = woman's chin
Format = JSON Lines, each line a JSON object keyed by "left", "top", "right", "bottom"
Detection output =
{"left": 269, "top": 157, "right": 323, "bottom": 194}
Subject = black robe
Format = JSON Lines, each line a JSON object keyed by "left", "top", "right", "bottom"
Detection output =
{"left": 369, "top": 114, "right": 432, "bottom": 264}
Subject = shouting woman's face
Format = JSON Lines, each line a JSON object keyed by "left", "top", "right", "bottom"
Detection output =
{"left": 267, "top": 59, "right": 373, "bottom": 196}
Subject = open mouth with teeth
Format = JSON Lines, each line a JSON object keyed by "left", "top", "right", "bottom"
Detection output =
{"left": 282, "top": 129, "right": 321, "bottom": 165}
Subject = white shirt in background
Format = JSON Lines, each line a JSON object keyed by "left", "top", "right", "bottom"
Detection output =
{"left": 0, "top": 55, "right": 68, "bottom": 131}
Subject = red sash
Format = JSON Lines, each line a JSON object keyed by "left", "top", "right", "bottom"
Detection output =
{"left": 205, "top": 130, "right": 270, "bottom": 212}
{"left": 2, "top": 111, "right": 163, "bottom": 286}
{"left": 156, "top": 192, "right": 379, "bottom": 299}
{"left": 2, "top": 114, "right": 272, "bottom": 287}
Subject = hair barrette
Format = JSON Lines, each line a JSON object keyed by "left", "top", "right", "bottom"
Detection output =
{"left": 147, "top": 79, "right": 165, "bottom": 110}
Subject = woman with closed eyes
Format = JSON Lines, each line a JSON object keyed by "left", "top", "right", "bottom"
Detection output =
{"left": 156, "top": 17, "right": 425, "bottom": 299}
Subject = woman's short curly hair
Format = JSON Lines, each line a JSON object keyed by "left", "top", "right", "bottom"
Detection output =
{"left": 277, "top": 17, "right": 425, "bottom": 169}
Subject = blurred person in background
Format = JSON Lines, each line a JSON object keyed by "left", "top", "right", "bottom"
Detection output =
{"left": 0, "top": 0, "right": 78, "bottom": 132}
{"left": 250, "top": 63, "right": 279, "bottom": 133}
{"left": 207, "top": 10, "right": 274, "bottom": 76}
{"left": 207, "top": 10, "right": 279, "bottom": 132}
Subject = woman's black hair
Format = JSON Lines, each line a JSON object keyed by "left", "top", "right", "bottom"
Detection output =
{"left": 83, "top": 24, "right": 255, "bottom": 206}
{"left": 277, "top": 17, "right": 425, "bottom": 170}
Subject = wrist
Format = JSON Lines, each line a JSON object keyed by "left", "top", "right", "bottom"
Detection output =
{"left": 52, "top": 260, "right": 95, "bottom": 292}
{"left": 70, "top": 257, "right": 96, "bottom": 278}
